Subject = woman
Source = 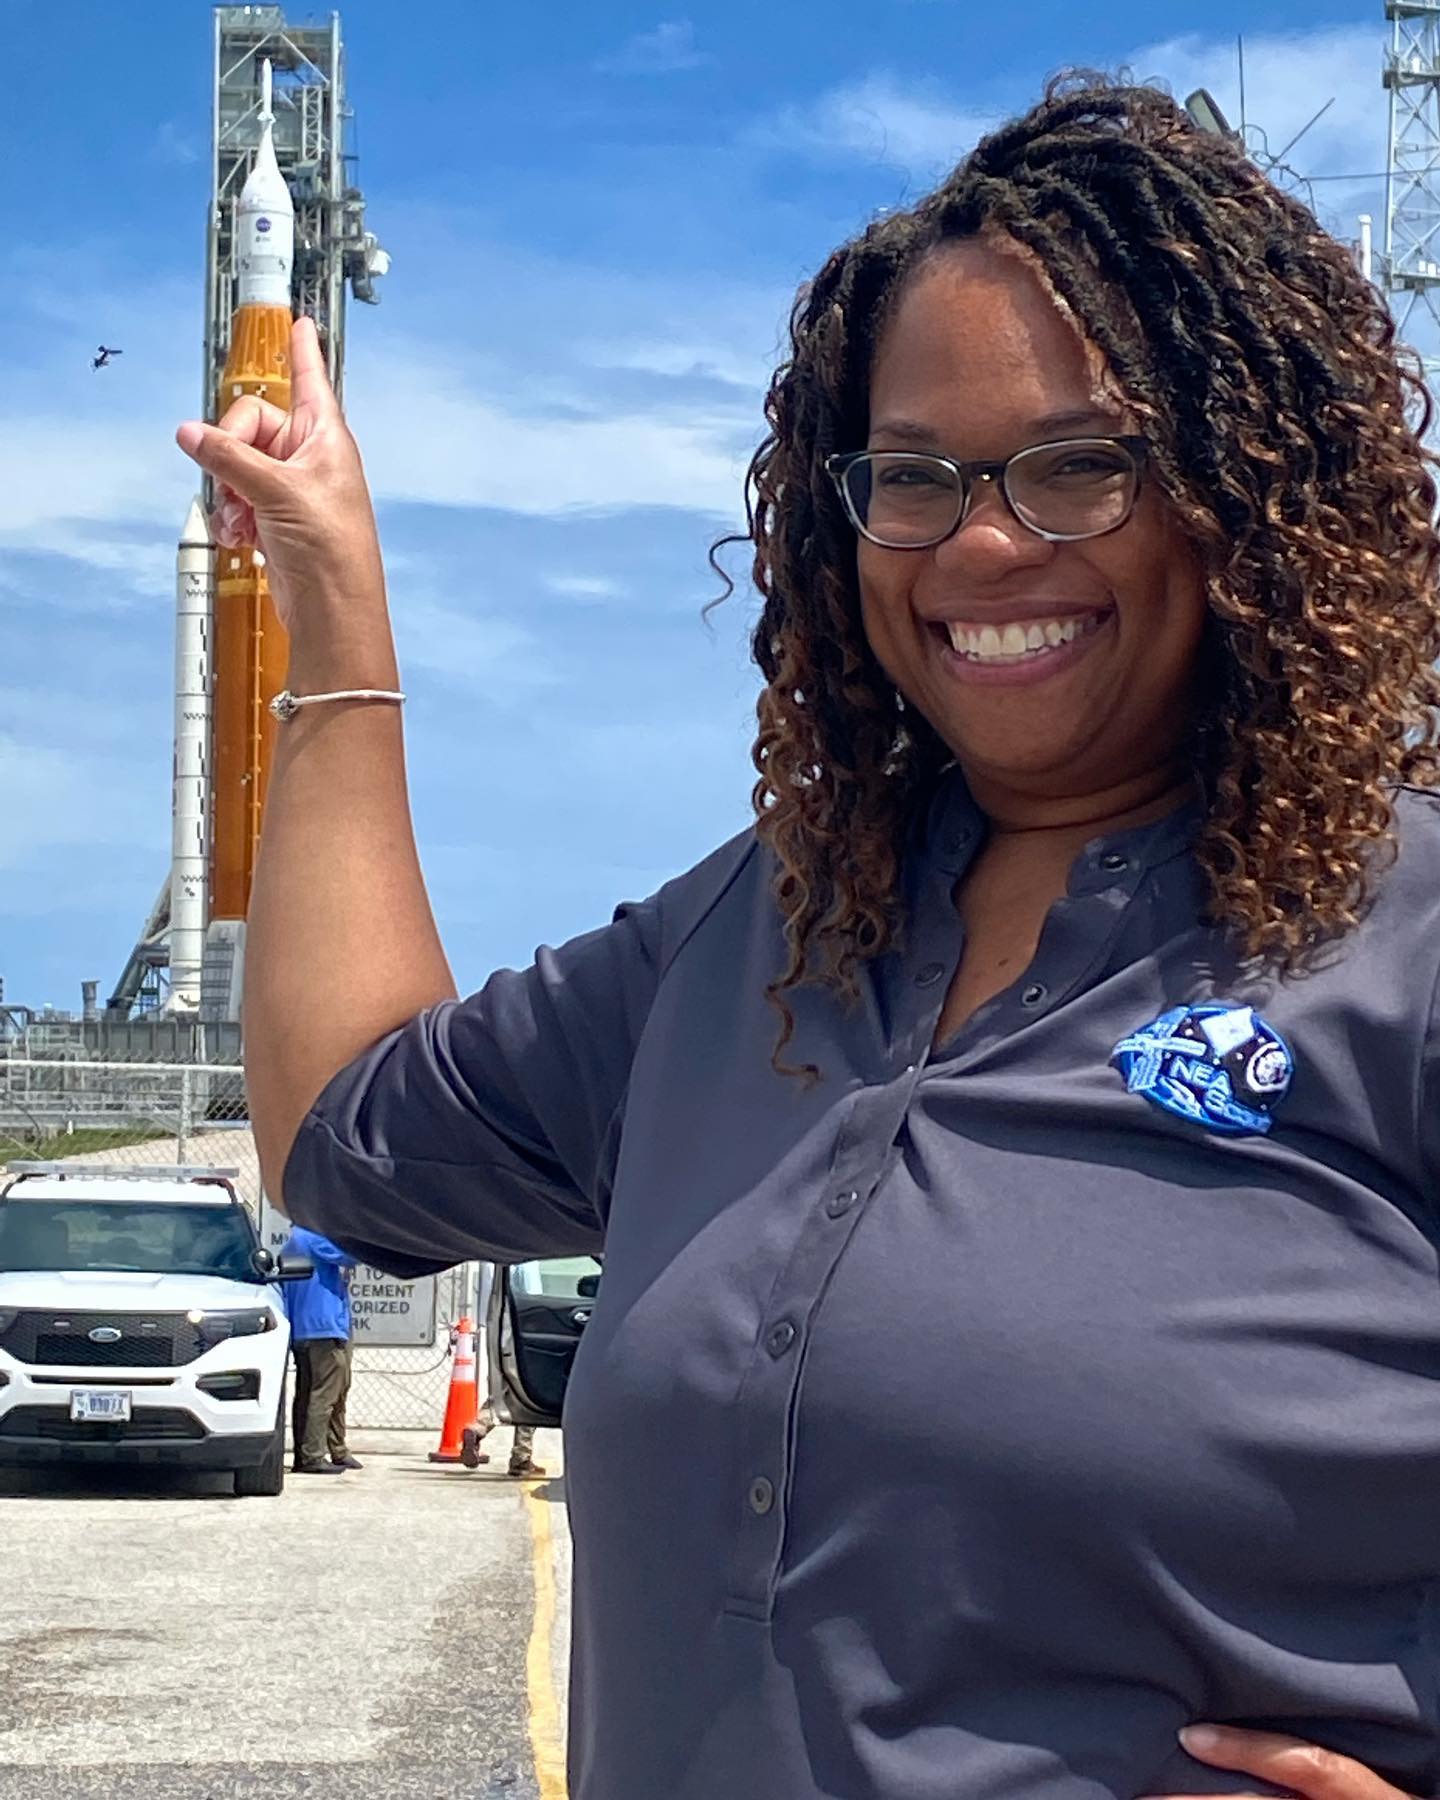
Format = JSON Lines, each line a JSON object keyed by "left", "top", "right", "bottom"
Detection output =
{"left": 177, "top": 78, "right": 1440, "bottom": 1800}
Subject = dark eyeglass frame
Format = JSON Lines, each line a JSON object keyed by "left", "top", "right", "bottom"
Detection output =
{"left": 823, "top": 435, "right": 1150, "bottom": 549}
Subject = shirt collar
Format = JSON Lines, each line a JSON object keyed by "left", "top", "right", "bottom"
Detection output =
{"left": 917, "top": 763, "right": 1202, "bottom": 881}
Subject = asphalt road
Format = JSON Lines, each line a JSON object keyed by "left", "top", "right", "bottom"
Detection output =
{"left": 0, "top": 1427, "right": 569, "bottom": 1799}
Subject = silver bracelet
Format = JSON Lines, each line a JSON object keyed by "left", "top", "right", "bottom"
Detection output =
{"left": 269, "top": 687, "right": 406, "bottom": 723}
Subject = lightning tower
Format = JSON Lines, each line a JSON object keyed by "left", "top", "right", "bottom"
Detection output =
{"left": 109, "top": 5, "right": 388, "bottom": 1025}
{"left": 1382, "top": 1, "right": 1440, "bottom": 351}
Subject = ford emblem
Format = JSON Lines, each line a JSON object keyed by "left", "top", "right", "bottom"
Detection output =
{"left": 88, "top": 1326, "right": 122, "bottom": 1344}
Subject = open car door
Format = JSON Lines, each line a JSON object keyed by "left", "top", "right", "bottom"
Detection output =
{"left": 484, "top": 1255, "right": 601, "bottom": 1429}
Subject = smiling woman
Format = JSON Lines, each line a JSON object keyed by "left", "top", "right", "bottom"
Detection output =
{"left": 180, "top": 71, "right": 1440, "bottom": 1800}
{"left": 731, "top": 78, "right": 1440, "bottom": 1070}
{"left": 858, "top": 253, "right": 1204, "bottom": 768}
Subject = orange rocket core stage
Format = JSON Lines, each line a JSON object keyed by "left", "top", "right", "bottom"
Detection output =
{"left": 210, "top": 303, "right": 292, "bottom": 922}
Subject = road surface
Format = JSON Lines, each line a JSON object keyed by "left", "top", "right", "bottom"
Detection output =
{"left": 0, "top": 1427, "right": 570, "bottom": 1799}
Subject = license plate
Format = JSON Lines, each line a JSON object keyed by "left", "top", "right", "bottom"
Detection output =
{"left": 70, "top": 1389, "right": 132, "bottom": 1422}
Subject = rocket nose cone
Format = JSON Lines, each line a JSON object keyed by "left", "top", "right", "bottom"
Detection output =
{"left": 239, "top": 123, "right": 294, "bottom": 215}
{"left": 180, "top": 496, "right": 211, "bottom": 547}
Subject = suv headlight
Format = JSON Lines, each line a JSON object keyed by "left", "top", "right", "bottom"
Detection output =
{"left": 186, "top": 1308, "right": 277, "bottom": 1344}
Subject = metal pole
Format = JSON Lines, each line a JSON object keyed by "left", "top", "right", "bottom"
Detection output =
{"left": 329, "top": 10, "right": 344, "bottom": 402}
{"left": 177, "top": 1065, "right": 192, "bottom": 1163}
{"left": 1385, "top": 9, "right": 1400, "bottom": 280}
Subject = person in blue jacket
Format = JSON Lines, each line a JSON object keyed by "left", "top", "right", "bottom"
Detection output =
{"left": 282, "top": 1224, "right": 360, "bottom": 1475}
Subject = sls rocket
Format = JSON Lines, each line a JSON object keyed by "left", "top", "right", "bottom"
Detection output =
{"left": 210, "top": 57, "right": 294, "bottom": 925}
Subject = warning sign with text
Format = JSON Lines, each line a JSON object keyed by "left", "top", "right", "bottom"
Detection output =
{"left": 257, "top": 1200, "right": 439, "bottom": 1348}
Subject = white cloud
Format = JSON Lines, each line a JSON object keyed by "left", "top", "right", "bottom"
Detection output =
{"left": 0, "top": 686, "right": 149, "bottom": 751}
{"left": 596, "top": 20, "right": 707, "bottom": 76}
{"left": 1131, "top": 25, "right": 1385, "bottom": 196}
{"left": 585, "top": 335, "right": 771, "bottom": 390}
{"left": 349, "top": 337, "right": 752, "bottom": 521}
{"left": 391, "top": 593, "right": 554, "bottom": 695}
{"left": 0, "top": 236, "right": 771, "bottom": 579}
{"left": 0, "top": 259, "right": 204, "bottom": 565}
{"left": 150, "top": 121, "right": 201, "bottom": 166}
{"left": 543, "top": 573, "right": 624, "bottom": 601}
{"left": 0, "top": 530, "right": 178, "bottom": 613}
{"left": 756, "top": 27, "right": 1386, "bottom": 207}
{"left": 350, "top": 217, "right": 786, "bottom": 412}
{"left": 0, "top": 735, "right": 154, "bottom": 874}
{"left": 758, "top": 73, "right": 999, "bottom": 175}
{"left": 0, "top": 417, "right": 192, "bottom": 546}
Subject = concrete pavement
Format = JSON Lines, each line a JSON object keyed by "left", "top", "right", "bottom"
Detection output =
{"left": 0, "top": 1427, "right": 569, "bottom": 1799}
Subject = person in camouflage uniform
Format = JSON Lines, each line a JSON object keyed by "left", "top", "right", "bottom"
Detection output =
{"left": 461, "top": 1398, "right": 544, "bottom": 1477}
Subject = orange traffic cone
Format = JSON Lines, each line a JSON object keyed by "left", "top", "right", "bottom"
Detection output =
{"left": 428, "top": 1315, "right": 480, "bottom": 1463}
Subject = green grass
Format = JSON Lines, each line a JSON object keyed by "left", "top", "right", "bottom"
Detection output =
{"left": 0, "top": 1125, "right": 176, "bottom": 1166}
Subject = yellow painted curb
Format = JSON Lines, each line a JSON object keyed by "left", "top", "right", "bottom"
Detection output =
{"left": 524, "top": 1479, "right": 569, "bottom": 1799}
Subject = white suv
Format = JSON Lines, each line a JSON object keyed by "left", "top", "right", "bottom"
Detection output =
{"left": 0, "top": 1163, "right": 309, "bottom": 1496}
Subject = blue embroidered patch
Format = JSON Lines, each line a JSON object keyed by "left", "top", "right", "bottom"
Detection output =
{"left": 1111, "top": 1003, "right": 1293, "bottom": 1137}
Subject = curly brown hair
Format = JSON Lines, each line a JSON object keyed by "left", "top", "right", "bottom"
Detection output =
{"left": 718, "top": 74, "right": 1440, "bottom": 1073}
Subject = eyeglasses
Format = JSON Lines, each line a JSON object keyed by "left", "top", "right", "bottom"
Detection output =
{"left": 824, "top": 436, "right": 1149, "bottom": 550}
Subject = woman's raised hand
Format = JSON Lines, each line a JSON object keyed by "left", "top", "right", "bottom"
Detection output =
{"left": 174, "top": 315, "right": 385, "bottom": 635}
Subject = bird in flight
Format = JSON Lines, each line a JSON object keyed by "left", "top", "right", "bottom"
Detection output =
{"left": 92, "top": 346, "right": 123, "bottom": 369}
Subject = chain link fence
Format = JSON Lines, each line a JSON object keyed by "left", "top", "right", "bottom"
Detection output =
{"left": 0, "top": 1055, "right": 471, "bottom": 1432}
{"left": 0, "top": 1054, "right": 256, "bottom": 1193}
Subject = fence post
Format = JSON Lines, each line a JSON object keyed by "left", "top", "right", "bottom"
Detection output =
{"left": 177, "top": 1065, "right": 192, "bottom": 1163}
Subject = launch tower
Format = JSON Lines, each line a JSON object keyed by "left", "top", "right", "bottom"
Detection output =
{"left": 109, "top": 5, "right": 388, "bottom": 1024}
{"left": 205, "top": 5, "right": 388, "bottom": 411}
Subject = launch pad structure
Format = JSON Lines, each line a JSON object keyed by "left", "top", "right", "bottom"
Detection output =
{"left": 108, "top": 5, "right": 388, "bottom": 1029}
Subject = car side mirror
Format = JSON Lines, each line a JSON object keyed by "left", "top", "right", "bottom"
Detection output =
{"left": 274, "top": 1255, "right": 315, "bottom": 1282}
{"left": 577, "top": 1273, "right": 600, "bottom": 1299}
{"left": 251, "top": 1247, "right": 276, "bottom": 1277}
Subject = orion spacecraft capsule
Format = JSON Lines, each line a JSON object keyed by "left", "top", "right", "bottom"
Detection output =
{"left": 236, "top": 60, "right": 293, "bottom": 311}
{"left": 210, "top": 57, "right": 295, "bottom": 925}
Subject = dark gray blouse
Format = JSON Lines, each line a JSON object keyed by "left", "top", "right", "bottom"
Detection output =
{"left": 284, "top": 773, "right": 1440, "bottom": 1800}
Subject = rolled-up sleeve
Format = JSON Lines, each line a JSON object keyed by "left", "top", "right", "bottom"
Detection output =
{"left": 280, "top": 892, "right": 663, "bottom": 1277}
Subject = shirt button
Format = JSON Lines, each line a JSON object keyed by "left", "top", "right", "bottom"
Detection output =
{"left": 748, "top": 1477, "right": 775, "bottom": 1515}
{"left": 1099, "top": 852, "right": 1129, "bottom": 871}
{"left": 765, "top": 1321, "right": 797, "bottom": 1357}
{"left": 827, "top": 1188, "right": 859, "bottom": 1218}
{"left": 1021, "top": 983, "right": 1048, "bottom": 1007}
{"left": 916, "top": 961, "right": 945, "bottom": 987}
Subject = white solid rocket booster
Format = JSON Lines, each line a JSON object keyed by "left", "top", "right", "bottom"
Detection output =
{"left": 169, "top": 496, "right": 213, "bottom": 1014}
{"left": 235, "top": 60, "right": 294, "bottom": 309}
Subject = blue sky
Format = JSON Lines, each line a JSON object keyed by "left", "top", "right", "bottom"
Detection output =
{"left": 0, "top": 0, "right": 1403, "bottom": 1008}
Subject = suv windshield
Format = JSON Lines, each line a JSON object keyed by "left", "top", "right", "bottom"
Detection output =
{"left": 0, "top": 1198, "right": 262, "bottom": 1281}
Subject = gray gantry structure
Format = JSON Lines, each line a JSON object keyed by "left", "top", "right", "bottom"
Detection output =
{"left": 205, "top": 3, "right": 388, "bottom": 413}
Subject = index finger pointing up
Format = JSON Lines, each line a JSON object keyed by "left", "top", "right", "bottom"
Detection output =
{"left": 288, "top": 314, "right": 335, "bottom": 417}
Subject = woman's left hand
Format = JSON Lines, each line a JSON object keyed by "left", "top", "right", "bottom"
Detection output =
{"left": 1140, "top": 1725, "right": 1414, "bottom": 1800}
